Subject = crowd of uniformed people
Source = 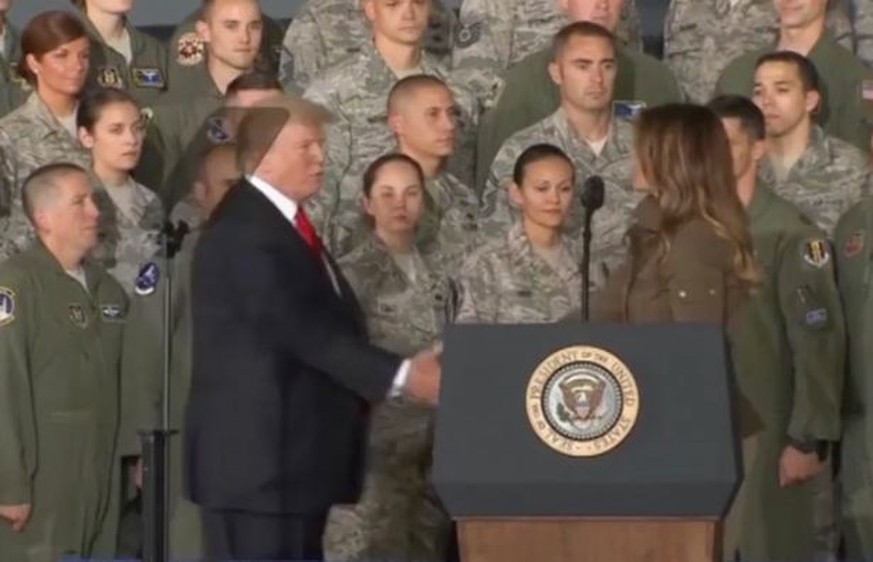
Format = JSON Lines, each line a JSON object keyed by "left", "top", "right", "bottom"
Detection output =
{"left": 0, "top": 0, "right": 873, "bottom": 560}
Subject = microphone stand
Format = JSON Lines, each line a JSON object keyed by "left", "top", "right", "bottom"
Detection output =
{"left": 581, "top": 209, "right": 594, "bottom": 322}
{"left": 140, "top": 220, "right": 189, "bottom": 562}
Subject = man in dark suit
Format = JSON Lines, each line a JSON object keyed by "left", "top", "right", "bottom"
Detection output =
{"left": 186, "top": 94, "right": 442, "bottom": 562}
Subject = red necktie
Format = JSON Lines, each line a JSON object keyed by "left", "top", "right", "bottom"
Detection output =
{"left": 295, "top": 207, "right": 323, "bottom": 258}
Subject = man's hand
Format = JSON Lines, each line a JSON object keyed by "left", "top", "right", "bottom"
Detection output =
{"left": 0, "top": 504, "right": 31, "bottom": 532}
{"left": 405, "top": 348, "right": 442, "bottom": 405}
{"left": 779, "top": 445, "right": 823, "bottom": 487}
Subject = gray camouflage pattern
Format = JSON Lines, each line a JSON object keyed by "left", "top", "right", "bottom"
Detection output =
{"left": 90, "top": 181, "right": 164, "bottom": 295}
{"left": 324, "top": 233, "right": 452, "bottom": 561}
{"left": 279, "top": 0, "right": 458, "bottom": 91}
{"left": 0, "top": 94, "right": 92, "bottom": 262}
{"left": 455, "top": 221, "right": 583, "bottom": 323}
{"left": 664, "top": 0, "right": 855, "bottom": 102}
{"left": 451, "top": 0, "right": 642, "bottom": 108}
{"left": 759, "top": 126, "right": 871, "bottom": 235}
{"left": 481, "top": 108, "right": 640, "bottom": 289}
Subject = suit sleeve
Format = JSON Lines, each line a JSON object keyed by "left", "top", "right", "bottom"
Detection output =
{"left": 0, "top": 274, "right": 36, "bottom": 504}
{"left": 196, "top": 224, "right": 401, "bottom": 403}
{"left": 778, "top": 233, "right": 846, "bottom": 441}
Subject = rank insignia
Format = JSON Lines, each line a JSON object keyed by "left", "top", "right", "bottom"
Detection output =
{"left": 97, "top": 66, "right": 123, "bottom": 89}
{"left": 100, "top": 304, "right": 125, "bottom": 321}
{"left": 0, "top": 287, "right": 14, "bottom": 326}
{"left": 802, "top": 239, "right": 830, "bottom": 268}
{"left": 68, "top": 304, "right": 88, "bottom": 328}
{"left": 132, "top": 67, "right": 165, "bottom": 89}
{"left": 613, "top": 100, "right": 646, "bottom": 120}
{"left": 844, "top": 230, "right": 865, "bottom": 259}
{"left": 455, "top": 22, "right": 482, "bottom": 49}
{"left": 805, "top": 308, "right": 828, "bottom": 328}
{"left": 177, "top": 31, "right": 204, "bottom": 66}
{"left": 134, "top": 262, "right": 160, "bottom": 296}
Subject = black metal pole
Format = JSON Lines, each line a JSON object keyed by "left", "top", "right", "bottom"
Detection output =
{"left": 139, "top": 221, "right": 187, "bottom": 562}
{"left": 581, "top": 211, "right": 593, "bottom": 322}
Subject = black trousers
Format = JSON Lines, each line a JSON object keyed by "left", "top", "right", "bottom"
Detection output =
{"left": 202, "top": 508, "right": 327, "bottom": 561}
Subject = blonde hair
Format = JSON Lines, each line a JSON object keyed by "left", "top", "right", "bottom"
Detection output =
{"left": 634, "top": 103, "right": 759, "bottom": 287}
{"left": 234, "top": 94, "right": 333, "bottom": 175}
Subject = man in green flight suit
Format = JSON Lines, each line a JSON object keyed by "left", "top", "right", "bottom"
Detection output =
{"left": 122, "top": 142, "right": 239, "bottom": 560}
{"left": 0, "top": 163, "right": 128, "bottom": 561}
{"left": 834, "top": 180, "right": 873, "bottom": 561}
{"left": 708, "top": 95, "right": 845, "bottom": 562}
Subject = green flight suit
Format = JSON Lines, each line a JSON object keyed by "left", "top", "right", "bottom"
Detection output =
{"left": 0, "top": 243, "right": 128, "bottom": 562}
{"left": 835, "top": 197, "right": 873, "bottom": 561}
{"left": 730, "top": 185, "right": 845, "bottom": 561}
{"left": 716, "top": 33, "right": 873, "bottom": 153}
{"left": 121, "top": 233, "right": 202, "bottom": 559}
{"left": 74, "top": 10, "right": 169, "bottom": 107}
{"left": 475, "top": 45, "right": 683, "bottom": 192}
{"left": 166, "top": 8, "right": 285, "bottom": 87}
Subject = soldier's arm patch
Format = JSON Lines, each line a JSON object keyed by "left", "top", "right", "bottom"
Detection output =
{"left": 613, "top": 100, "right": 646, "bottom": 120}
{"left": 801, "top": 239, "right": 831, "bottom": 268}
{"left": 455, "top": 22, "right": 482, "bottom": 49}
{"left": 134, "top": 262, "right": 160, "bottom": 296}
{"left": 0, "top": 287, "right": 15, "bottom": 326}
{"left": 176, "top": 31, "right": 204, "bottom": 66}
{"left": 804, "top": 307, "right": 828, "bottom": 328}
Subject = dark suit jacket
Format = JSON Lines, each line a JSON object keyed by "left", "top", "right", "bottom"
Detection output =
{"left": 185, "top": 180, "right": 400, "bottom": 515}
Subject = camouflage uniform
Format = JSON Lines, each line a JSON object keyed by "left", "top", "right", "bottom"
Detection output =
{"left": 325, "top": 165, "right": 480, "bottom": 271}
{"left": 0, "top": 242, "right": 128, "bottom": 561}
{"left": 758, "top": 125, "right": 871, "bottom": 235}
{"left": 74, "top": 9, "right": 169, "bottom": 107}
{"left": 716, "top": 32, "right": 873, "bottom": 153}
{"left": 451, "top": 0, "right": 642, "bottom": 109}
{"left": 90, "top": 180, "right": 164, "bottom": 295}
{"left": 481, "top": 108, "right": 639, "bottom": 290}
{"left": 121, "top": 232, "right": 205, "bottom": 560}
{"left": 325, "top": 232, "right": 452, "bottom": 562}
{"left": 0, "top": 94, "right": 92, "bottom": 262}
{"left": 304, "top": 41, "right": 478, "bottom": 241}
{"left": 664, "top": 0, "right": 855, "bottom": 103}
{"left": 455, "top": 221, "right": 582, "bottom": 323}
{"left": 857, "top": 0, "right": 873, "bottom": 68}
{"left": 279, "top": 0, "right": 457, "bottom": 91}
{"left": 834, "top": 198, "right": 873, "bottom": 562}
{"left": 0, "top": 24, "right": 25, "bottom": 119}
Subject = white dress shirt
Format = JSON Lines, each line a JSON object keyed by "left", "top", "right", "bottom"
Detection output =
{"left": 247, "top": 175, "right": 411, "bottom": 393}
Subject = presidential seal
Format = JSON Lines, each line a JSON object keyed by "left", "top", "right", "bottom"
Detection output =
{"left": 526, "top": 346, "right": 639, "bottom": 457}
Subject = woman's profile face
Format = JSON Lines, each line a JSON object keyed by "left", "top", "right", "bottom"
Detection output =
{"left": 511, "top": 156, "right": 575, "bottom": 231}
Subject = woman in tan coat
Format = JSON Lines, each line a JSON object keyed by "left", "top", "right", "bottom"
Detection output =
{"left": 595, "top": 103, "right": 759, "bottom": 561}
{"left": 595, "top": 103, "right": 757, "bottom": 325}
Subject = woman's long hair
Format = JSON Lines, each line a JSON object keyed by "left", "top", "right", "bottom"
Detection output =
{"left": 634, "top": 103, "right": 759, "bottom": 287}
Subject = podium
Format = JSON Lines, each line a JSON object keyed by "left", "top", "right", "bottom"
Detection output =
{"left": 432, "top": 323, "right": 741, "bottom": 562}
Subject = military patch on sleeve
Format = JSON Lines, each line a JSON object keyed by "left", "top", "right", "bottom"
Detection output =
{"left": 97, "top": 66, "right": 123, "bottom": 89}
{"left": 805, "top": 307, "right": 828, "bottom": 328}
{"left": 206, "top": 115, "right": 231, "bottom": 144}
{"left": 131, "top": 67, "right": 166, "bottom": 89}
{"left": 176, "top": 31, "right": 205, "bottom": 66}
{"left": 134, "top": 262, "right": 160, "bottom": 296}
{"left": 843, "top": 230, "right": 865, "bottom": 259}
{"left": 613, "top": 100, "right": 646, "bottom": 120}
{"left": 0, "top": 287, "right": 15, "bottom": 326}
{"left": 455, "top": 22, "right": 482, "bottom": 49}
{"left": 802, "top": 239, "right": 831, "bottom": 268}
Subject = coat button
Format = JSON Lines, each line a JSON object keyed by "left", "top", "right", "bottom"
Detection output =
{"left": 708, "top": 288, "right": 717, "bottom": 296}
{"left": 678, "top": 290, "right": 688, "bottom": 299}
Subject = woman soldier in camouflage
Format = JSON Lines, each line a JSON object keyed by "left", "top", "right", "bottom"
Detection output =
{"left": 76, "top": 87, "right": 162, "bottom": 294}
{"left": 456, "top": 143, "right": 582, "bottom": 323}
{"left": 326, "top": 154, "right": 453, "bottom": 562}
{"left": 0, "top": 11, "right": 93, "bottom": 261}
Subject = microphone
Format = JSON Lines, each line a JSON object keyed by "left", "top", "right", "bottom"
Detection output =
{"left": 580, "top": 176, "right": 605, "bottom": 322}
{"left": 161, "top": 220, "right": 191, "bottom": 260}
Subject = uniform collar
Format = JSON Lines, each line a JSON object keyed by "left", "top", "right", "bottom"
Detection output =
{"left": 30, "top": 240, "right": 103, "bottom": 295}
{"left": 21, "top": 93, "right": 78, "bottom": 142}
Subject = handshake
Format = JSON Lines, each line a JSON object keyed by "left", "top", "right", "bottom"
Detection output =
{"left": 403, "top": 344, "right": 442, "bottom": 406}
